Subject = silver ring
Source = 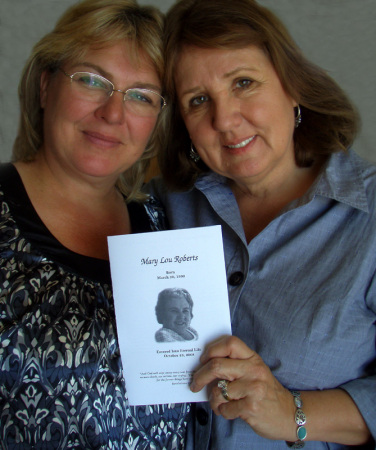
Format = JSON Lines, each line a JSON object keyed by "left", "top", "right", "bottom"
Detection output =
{"left": 217, "top": 379, "right": 231, "bottom": 401}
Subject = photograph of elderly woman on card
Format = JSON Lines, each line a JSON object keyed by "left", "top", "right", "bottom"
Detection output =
{"left": 155, "top": 288, "right": 199, "bottom": 342}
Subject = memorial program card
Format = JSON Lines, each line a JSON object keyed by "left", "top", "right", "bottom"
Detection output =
{"left": 108, "top": 225, "right": 232, "bottom": 406}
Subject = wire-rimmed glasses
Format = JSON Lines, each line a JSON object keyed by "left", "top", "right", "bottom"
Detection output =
{"left": 60, "top": 69, "right": 166, "bottom": 118}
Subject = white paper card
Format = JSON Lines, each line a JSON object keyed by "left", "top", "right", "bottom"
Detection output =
{"left": 108, "top": 225, "right": 232, "bottom": 406}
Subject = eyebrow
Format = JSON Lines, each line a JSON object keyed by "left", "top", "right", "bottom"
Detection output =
{"left": 180, "top": 66, "right": 260, "bottom": 97}
{"left": 70, "top": 61, "right": 162, "bottom": 93}
{"left": 168, "top": 306, "right": 190, "bottom": 311}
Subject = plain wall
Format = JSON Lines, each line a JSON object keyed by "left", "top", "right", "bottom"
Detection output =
{"left": 1, "top": 0, "right": 375, "bottom": 163}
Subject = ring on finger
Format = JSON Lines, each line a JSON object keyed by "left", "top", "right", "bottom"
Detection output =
{"left": 217, "top": 379, "right": 232, "bottom": 401}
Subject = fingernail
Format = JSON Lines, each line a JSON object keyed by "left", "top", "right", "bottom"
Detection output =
{"left": 190, "top": 381, "right": 197, "bottom": 392}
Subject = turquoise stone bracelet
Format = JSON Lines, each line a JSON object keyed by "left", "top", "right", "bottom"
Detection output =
{"left": 286, "top": 391, "right": 307, "bottom": 448}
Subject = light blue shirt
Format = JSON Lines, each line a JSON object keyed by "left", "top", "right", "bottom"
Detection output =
{"left": 146, "top": 150, "right": 376, "bottom": 449}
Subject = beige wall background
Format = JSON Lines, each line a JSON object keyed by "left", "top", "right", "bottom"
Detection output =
{"left": 1, "top": 0, "right": 375, "bottom": 163}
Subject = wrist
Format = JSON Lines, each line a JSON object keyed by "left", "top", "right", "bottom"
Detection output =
{"left": 286, "top": 390, "right": 307, "bottom": 448}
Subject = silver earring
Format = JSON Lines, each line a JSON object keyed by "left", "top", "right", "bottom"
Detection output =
{"left": 190, "top": 142, "right": 200, "bottom": 162}
{"left": 295, "top": 105, "right": 302, "bottom": 128}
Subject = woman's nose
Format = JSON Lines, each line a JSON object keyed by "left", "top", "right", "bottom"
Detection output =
{"left": 212, "top": 97, "right": 242, "bottom": 132}
{"left": 94, "top": 91, "right": 125, "bottom": 124}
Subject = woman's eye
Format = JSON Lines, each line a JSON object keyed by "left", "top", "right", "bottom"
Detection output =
{"left": 75, "top": 74, "right": 107, "bottom": 89}
{"left": 236, "top": 78, "right": 252, "bottom": 89}
{"left": 236, "top": 78, "right": 252, "bottom": 88}
{"left": 128, "top": 90, "right": 147, "bottom": 103}
{"left": 190, "top": 95, "right": 208, "bottom": 107}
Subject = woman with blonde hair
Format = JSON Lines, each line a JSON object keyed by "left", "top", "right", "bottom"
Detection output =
{"left": 0, "top": 0, "right": 189, "bottom": 447}
{"left": 147, "top": 0, "right": 376, "bottom": 447}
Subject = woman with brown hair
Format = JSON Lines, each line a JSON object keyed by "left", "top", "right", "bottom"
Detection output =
{"left": 147, "top": 0, "right": 376, "bottom": 447}
{"left": 155, "top": 287, "right": 198, "bottom": 342}
{"left": 0, "top": 0, "right": 190, "bottom": 447}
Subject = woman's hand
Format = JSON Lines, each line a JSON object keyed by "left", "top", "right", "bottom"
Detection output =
{"left": 190, "top": 335, "right": 372, "bottom": 445}
{"left": 190, "top": 335, "right": 297, "bottom": 441}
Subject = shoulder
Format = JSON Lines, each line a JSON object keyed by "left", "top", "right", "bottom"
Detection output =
{"left": 143, "top": 195, "right": 168, "bottom": 231}
{"left": 144, "top": 174, "right": 213, "bottom": 213}
{"left": 143, "top": 176, "right": 196, "bottom": 225}
{"left": 320, "top": 151, "right": 376, "bottom": 214}
{"left": 144, "top": 176, "right": 174, "bottom": 206}
{"left": 155, "top": 327, "right": 172, "bottom": 342}
{"left": 155, "top": 327, "right": 182, "bottom": 342}
{"left": 0, "top": 163, "right": 33, "bottom": 219}
{"left": 128, "top": 195, "right": 167, "bottom": 232}
{"left": 0, "top": 162, "right": 16, "bottom": 178}
{"left": 348, "top": 150, "right": 376, "bottom": 210}
{"left": 187, "top": 327, "right": 199, "bottom": 340}
{"left": 144, "top": 195, "right": 168, "bottom": 227}
{"left": 348, "top": 149, "right": 376, "bottom": 177}
{"left": 0, "top": 162, "right": 30, "bottom": 227}
{"left": 144, "top": 173, "right": 238, "bottom": 230}
{"left": 0, "top": 163, "right": 23, "bottom": 194}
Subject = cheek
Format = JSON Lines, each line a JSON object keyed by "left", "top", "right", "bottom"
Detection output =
{"left": 130, "top": 116, "right": 157, "bottom": 143}
{"left": 240, "top": 96, "right": 270, "bottom": 125}
{"left": 45, "top": 91, "right": 92, "bottom": 127}
{"left": 184, "top": 115, "right": 212, "bottom": 148}
{"left": 263, "top": 90, "right": 296, "bottom": 127}
{"left": 165, "top": 312, "right": 175, "bottom": 323}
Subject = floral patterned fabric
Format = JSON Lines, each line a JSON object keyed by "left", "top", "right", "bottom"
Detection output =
{"left": 0, "top": 164, "right": 189, "bottom": 449}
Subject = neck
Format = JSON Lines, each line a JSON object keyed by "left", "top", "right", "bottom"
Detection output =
{"left": 231, "top": 157, "right": 323, "bottom": 201}
{"left": 230, "top": 158, "right": 325, "bottom": 243}
{"left": 14, "top": 155, "right": 131, "bottom": 260}
{"left": 16, "top": 152, "right": 121, "bottom": 207}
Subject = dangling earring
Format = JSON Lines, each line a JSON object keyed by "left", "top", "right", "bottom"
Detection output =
{"left": 295, "top": 105, "right": 302, "bottom": 128}
{"left": 190, "top": 142, "right": 200, "bottom": 162}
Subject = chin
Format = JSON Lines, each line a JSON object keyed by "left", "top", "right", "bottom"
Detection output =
{"left": 76, "top": 158, "right": 126, "bottom": 179}
{"left": 228, "top": 160, "right": 266, "bottom": 180}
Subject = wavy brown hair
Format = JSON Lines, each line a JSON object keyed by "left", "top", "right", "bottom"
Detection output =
{"left": 13, "top": 0, "right": 165, "bottom": 201}
{"left": 160, "top": 0, "right": 360, "bottom": 190}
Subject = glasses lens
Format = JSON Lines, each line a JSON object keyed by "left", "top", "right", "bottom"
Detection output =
{"left": 68, "top": 72, "right": 165, "bottom": 117}
{"left": 124, "top": 89, "right": 164, "bottom": 117}
{"left": 70, "top": 72, "right": 111, "bottom": 102}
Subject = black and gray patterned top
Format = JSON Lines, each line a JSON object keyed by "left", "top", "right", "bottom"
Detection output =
{"left": 0, "top": 163, "right": 189, "bottom": 449}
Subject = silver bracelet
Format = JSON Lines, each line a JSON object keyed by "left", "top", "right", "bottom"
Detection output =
{"left": 286, "top": 390, "right": 307, "bottom": 449}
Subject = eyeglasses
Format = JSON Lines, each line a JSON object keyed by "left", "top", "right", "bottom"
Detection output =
{"left": 60, "top": 69, "right": 166, "bottom": 118}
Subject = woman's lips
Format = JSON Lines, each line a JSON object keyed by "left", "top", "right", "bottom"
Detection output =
{"left": 225, "top": 136, "right": 256, "bottom": 149}
{"left": 84, "top": 130, "right": 122, "bottom": 147}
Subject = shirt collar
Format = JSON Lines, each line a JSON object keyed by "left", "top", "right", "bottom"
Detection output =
{"left": 195, "top": 150, "right": 370, "bottom": 213}
{"left": 311, "top": 150, "right": 369, "bottom": 213}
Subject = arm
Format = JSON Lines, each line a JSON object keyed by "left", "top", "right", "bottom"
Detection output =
{"left": 299, "top": 389, "right": 371, "bottom": 445}
{"left": 190, "top": 335, "right": 372, "bottom": 445}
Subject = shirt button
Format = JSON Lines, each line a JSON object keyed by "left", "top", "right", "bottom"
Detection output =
{"left": 196, "top": 407, "right": 209, "bottom": 425}
{"left": 229, "top": 271, "right": 244, "bottom": 286}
